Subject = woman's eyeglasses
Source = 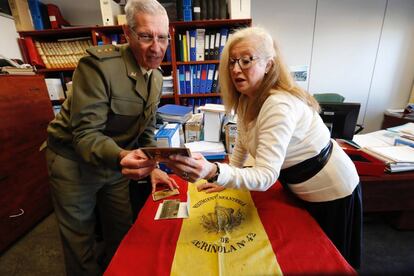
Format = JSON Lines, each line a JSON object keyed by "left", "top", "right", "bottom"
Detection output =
{"left": 130, "top": 29, "right": 170, "bottom": 45}
{"left": 229, "top": 56, "right": 260, "bottom": 70}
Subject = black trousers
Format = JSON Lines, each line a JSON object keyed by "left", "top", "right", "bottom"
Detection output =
{"left": 302, "top": 183, "right": 363, "bottom": 269}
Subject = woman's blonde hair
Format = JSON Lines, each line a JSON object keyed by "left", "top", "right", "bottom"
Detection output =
{"left": 218, "top": 26, "right": 320, "bottom": 126}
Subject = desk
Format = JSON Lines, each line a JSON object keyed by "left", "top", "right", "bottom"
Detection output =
{"left": 382, "top": 111, "right": 414, "bottom": 129}
{"left": 361, "top": 171, "right": 414, "bottom": 229}
{"left": 105, "top": 176, "right": 354, "bottom": 275}
{"left": 340, "top": 116, "right": 414, "bottom": 229}
{"left": 336, "top": 139, "right": 414, "bottom": 229}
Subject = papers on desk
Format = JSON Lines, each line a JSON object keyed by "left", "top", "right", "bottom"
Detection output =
{"left": 386, "top": 123, "right": 414, "bottom": 148}
{"left": 353, "top": 128, "right": 414, "bottom": 172}
{"left": 185, "top": 141, "right": 226, "bottom": 160}
{"left": 364, "top": 146, "right": 414, "bottom": 163}
{"left": 352, "top": 130, "right": 397, "bottom": 148}
{"left": 386, "top": 122, "right": 414, "bottom": 136}
{"left": 363, "top": 146, "right": 414, "bottom": 173}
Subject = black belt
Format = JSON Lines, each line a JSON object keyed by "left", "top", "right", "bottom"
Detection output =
{"left": 279, "top": 140, "right": 333, "bottom": 185}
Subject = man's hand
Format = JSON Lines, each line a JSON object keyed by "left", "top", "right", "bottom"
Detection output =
{"left": 150, "top": 168, "right": 179, "bottom": 193}
{"left": 120, "top": 149, "right": 156, "bottom": 180}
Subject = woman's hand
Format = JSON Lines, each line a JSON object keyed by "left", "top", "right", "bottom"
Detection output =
{"left": 150, "top": 168, "right": 179, "bottom": 193}
{"left": 166, "top": 153, "right": 217, "bottom": 182}
{"left": 196, "top": 182, "right": 225, "bottom": 193}
{"left": 119, "top": 149, "right": 156, "bottom": 180}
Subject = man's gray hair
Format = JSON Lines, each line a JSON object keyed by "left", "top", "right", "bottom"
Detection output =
{"left": 125, "top": 0, "right": 168, "bottom": 30}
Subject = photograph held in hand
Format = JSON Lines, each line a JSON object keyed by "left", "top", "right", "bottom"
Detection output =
{"left": 141, "top": 147, "right": 191, "bottom": 162}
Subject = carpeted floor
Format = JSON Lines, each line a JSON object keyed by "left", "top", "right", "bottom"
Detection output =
{"left": 0, "top": 212, "right": 413, "bottom": 275}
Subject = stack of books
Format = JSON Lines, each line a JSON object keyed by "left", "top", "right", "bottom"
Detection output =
{"left": 162, "top": 75, "right": 174, "bottom": 96}
{"left": 157, "top": 104, "right": 193, "bottom": 124}
{"left": 1, "top": 66, "right": 35, "bottom": 75}
{"left": 185, "top": 140, "right": 226, "bottom": 160}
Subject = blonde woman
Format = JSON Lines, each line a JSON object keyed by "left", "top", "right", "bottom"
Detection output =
{"left": 167, "top": 26, "right": 362, "bottom": 268}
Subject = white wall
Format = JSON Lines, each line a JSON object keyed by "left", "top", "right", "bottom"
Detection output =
{"left": 0, "top": 14, "right": 22, "bottom": 59}
{"left": 310, "top": 0, "right": 386, "bottom": 128}
{"left": 365, "top": 0, "right": 414, "bottom": 131}
{"left": 251, "top": 0, "right": 316, "bottom": 90}
{"left": 253, "top": 0, "right": 414, "bottom": 132}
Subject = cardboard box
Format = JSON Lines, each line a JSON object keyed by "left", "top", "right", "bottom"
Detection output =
{"left": 185, "top": 113, "right": 203, "bottom": 143}
{"left": 225, "top": 123, "right": 237, "bottom": 154}
{"left": 155, "top": 123, "right": 181, "bottom": 148}
{"left": 198, "top": 104, "right": 225, "bottom": 142}
{"left": 228, "top": 0, "right": 251, "bottom": 19}
{"left": 45, "top": 78, "right": 65, "bottom": 100}
{"left": 203, "top": 111, "right": 224, "bottom": 142}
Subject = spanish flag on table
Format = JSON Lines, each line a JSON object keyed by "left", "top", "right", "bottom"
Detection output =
{"left": 105, "top": 176, "right": 355, "bottom": 276}
{"left": 171, "top": 183, "right": 282, "bottom": 275}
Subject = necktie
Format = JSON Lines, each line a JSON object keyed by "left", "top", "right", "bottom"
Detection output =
{"left": 145, "top": 73, "right": 151, "bottom": 95}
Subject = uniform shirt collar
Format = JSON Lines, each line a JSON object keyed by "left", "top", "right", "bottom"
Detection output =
{"left": 140, "top": 66, "right": 153, "bottom": 79}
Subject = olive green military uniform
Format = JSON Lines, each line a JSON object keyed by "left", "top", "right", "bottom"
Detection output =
{"left": 46, "top": 44, "right": 162, "bottom": 276}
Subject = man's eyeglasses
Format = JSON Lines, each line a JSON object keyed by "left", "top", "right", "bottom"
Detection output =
{"left": 229, "top": 56, "right": 260, "bottom": 70}
{"left": 130, "top": 29, "right": 170, "bottom": 45}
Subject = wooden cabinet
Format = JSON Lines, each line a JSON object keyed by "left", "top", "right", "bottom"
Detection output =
{"left": 0, "top": 75, "right": 54, "bottom": 253}
{"left": 18, "top": 19, "right": 252, "bottom": 106}
{"left": 381, "top": 111, "right": 414, "bottom": 129}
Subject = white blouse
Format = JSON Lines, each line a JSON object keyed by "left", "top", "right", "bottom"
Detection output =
{"left": 216, "top": 92, "right": 359, "bottom": 202}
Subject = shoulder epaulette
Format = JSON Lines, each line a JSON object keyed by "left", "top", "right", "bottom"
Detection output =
{"left": 86, "top": 45, "right": 121, "bottom": 60}
{"left": 156, "top": 66, "right": 164, "bottom": 74}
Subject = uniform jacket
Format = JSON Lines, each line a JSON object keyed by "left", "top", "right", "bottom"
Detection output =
{"left": 47, "top": 44, "right": 163, "bottom": 171}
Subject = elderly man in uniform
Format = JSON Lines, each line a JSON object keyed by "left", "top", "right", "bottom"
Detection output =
{"left": 45, "top": 0, "right": 176, "bottom": 275}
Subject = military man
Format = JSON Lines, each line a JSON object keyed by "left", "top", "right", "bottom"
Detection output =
{"left": 45, "top": 0, "right": 177, "bottom": 275}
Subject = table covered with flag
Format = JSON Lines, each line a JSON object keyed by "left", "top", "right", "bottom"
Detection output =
{"left": 105, "top": 176, "right": 355, "bottom": 275}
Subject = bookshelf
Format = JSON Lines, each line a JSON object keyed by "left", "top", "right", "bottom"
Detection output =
{"left": 170, "top": 19, "right": 251, "bottom": 106}
{"left": 17, "top": 19, "right": 252, "bottom": 106}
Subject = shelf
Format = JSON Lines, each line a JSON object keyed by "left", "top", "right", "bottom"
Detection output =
{"left": 178, "top": 93, "right": 220, "bottom": 98}
{"left": 171, "top": 19, "right": 252, "bottom": 28}
{"left": 37, "top": 68, "right": 75, "bottom": 73}
{"left": 18, "top": 25, "right": 123, "bottom": 37}
{"left": 161, "top": 94, "right": 175, "bottom": 99}
{"left": 176, "top": 60, "right": 219, "bottom": 65}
